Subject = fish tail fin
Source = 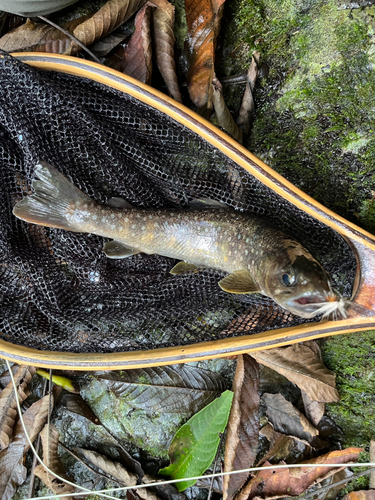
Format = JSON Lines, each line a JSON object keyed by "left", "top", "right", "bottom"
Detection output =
{"left": 13, "top": 161, "right": 92, "bottom": 232}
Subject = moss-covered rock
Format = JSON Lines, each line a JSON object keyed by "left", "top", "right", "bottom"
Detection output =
{"left": 219, "top": 0, "right": 375, "bottom": 228}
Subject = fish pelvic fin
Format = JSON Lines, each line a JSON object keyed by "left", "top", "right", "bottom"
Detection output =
{"left": 103, "top": 241, "right": 140, "bottom": 259}
{"left": 13, "top": 161, "right": 92, "bottom": 232}
{"left": 218, "top": 270, "right": 260, "bottom": 294}
{"left": 170, "top": 261, "right": 198, "bottom": 274}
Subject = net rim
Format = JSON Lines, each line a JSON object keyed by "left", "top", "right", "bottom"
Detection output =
{"left": 0, "top": 52, "right": 373, "bottom": 369}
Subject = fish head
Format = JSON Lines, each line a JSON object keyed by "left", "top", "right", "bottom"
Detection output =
{"left": 263, "top": 254, "right": 346, "bottom": 319}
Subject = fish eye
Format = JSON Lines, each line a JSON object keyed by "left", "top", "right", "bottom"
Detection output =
{"left": 281, "top": 272, "right": 296, "bottom": 287}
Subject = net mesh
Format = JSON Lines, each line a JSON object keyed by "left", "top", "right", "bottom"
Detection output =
{"left": 0, "top": 53, "right": 356, "bottom": 354}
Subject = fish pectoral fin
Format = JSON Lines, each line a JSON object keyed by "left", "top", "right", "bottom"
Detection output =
{"left": 107, "top": 197, "right": 134, "bottom": 209}
{"left": 187, "top": 198, "right": 229, "bottom": 210}
{"left": 103, "top": 241, "right": 140, "bottom": 259}
{"left": 218, "top": 270, "right": 260, "bottom": 294}
{"left": 170, "top": 261, "right": 198, "bottom": 275}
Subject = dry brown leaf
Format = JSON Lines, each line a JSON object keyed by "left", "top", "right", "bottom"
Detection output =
{"left": 302, "top": 390, "right": 325, "bottom": 427}
{"left": 251, "top": 344, "right": 339, "bottom": 402}
{"left": 151, "top": 0, "right": 182, "bottom": 102}
{"left": 121, "top": 2, "right": 154, "bottom": 84}
{"left": 236, "top": 51, "right": 260, "bottom": 135}
{"left": 34, "top": 424, "right": 75, "bottom": 498}
{"left": 235, "top": 448, "right": 363, "bottom": 500}
{"left": 223, "top": 355, "right": 259, "bottom": 500}
{"left": 13, "top": 394, "right": 52, "bottom": 450}
{"left": 0, "top": 365, "right": 36, "bottom": 451}
{"left": 73, "top": 0, "right": 147, "bottom": 48}
{"left": 91, "top": 30, "right": 130, "bottom": 57}
{"left": 343, "top": 492, "right": 375, "bottom": 500}
{"left": 0, "top": 394, "right": 52, "bottom": 500}
{"left": 212, "top": 76, "right": 243, "bottom": 144}
{"left": 185, "top": 0, "right": 226, "bottom": 109}
{"left": 76, "top": 448, "right": 160, "bottom": 500}
{"left": 262, "top": 393, "right": 322, "bottom": 446}
{"left": 370, "top": 440, "right": 375, "bottom": 489}
{"left": 258, "top": 428, "right": 312, "bottom": 466}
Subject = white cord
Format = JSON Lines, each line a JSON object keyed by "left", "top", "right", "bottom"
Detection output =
{"left": 6, "top": 360, "right": 119, "bottom": 500}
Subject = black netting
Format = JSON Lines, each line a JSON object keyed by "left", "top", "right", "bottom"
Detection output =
{"left": 0, "top": 53, "right": 357, "bottom": 353}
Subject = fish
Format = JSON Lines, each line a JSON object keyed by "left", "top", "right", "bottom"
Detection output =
{"left": 12, "top": 161, "right": 348, "bottom": 319}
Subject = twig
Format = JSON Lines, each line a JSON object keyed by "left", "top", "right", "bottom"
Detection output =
{"left": 38, "top": 16, "right": 101, "bottom": 65}
{"left": 28, "top": 378, "right": 49, "bottom": 499}
{"left": 58, "top": 442, "right": 127, "bottom": 486}
{"left": 299, "top": 467, "right": 375, "bottom": 500}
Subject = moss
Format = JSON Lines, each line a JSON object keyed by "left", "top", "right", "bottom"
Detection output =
{"left": 322, "top": 331, "right": 375, "bottom": 448}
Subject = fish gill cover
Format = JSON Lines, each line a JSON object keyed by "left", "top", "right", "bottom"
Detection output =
{"left": 0, "top": 52, "right": 356, "bottom": 353}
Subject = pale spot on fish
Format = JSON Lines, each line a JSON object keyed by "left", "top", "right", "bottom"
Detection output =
{"left": 148, "top": 214, "right": 153, "bottom": 219}
{"left": 111, "top": 225, "right": 115, "bottom": 230}
{"left": 137, "top": 214, "right": 141, "bottom": 218}
{"left": 111, "top": 214, "right": 115, "bottom": 219}
{"left": 245, "top": 249, "right": 248, "bottom": 255}
{"left": 229, "top": 251, "right": 231, "bottom": 256}
{"left": 124, "top": 217, "right": 129, "bottom": 223}
{"left": 119, "top": 227, "right": 123, "bottom": 231}
{"left": 93, "top": 215, "right": 97, "bottom": 220}
{"left": 252, "top": 260, "right": 255, "bottom": 265}
{"left": 132, "top": 224, "right": 137, "bottom": 229}
{"left": 132, "top": 233, "right": 136, "bottom": 237}
{"left": 83, "top": 203, "right": 88, "bottom": 209}
{"left": 101, "top": 217, "right": 106, "bottom": 223}
{"left": 141, "top": 226, "right": 146, "bottom": 230}
{"left": 238, "top": 234, "right": 241, "bottom": 240}
{"left": 224, "top": 256, "right": 228, "bottom": 262}
{"left": 246, "top": 238, "right": 250, "bottom": 243}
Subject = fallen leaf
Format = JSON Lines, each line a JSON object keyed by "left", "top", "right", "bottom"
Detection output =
{"left": 212, "top": 76, "right": 243, "bottom": 144}
{"left": 159, "top": 390, "right": 233, "bottom": 491}
{"left": 262, "top": 393, "right": 323, "bottom": 446}
{"left": 370, "top": 440, "right": 375, "bottom": 489}
{"left": 76, "top": 448, "right": 160, "bottom": 500}
{"left": 34, "top": 424, "right": 75, "bottom": 498}
{"left": 251, "top": 344, "right": 339, "bottom": 402}
{"left": 0, "top": 394, "right": 52, "bottom": 500}
{"left": 223, "top": 355, "right": 259, "bottom": 500}
{"left": 236, "top": 51, "right": 260, "bottom": 135}
{"left": 343, "top": 492, "right": 375, "bottom": 500}
{"left": 97, "top": 364, "right": 226, "bottom": 413}
{"left": 121, "top": 2, "right": 155, "bottom": 84}
{"left": 73, "top": 0, "right": 147, "bottom": 48}
{"left": 185, "top": 0, "right": 226, "bottom": 109}
{"left": 302, "top": 390, "right": 325, "bottom": 427}
{"left": 152, "top": 0, "right": 182, "bottom": 102}
{"left": 36, "top": 369, "right": 79, "bottom": 393}
{"left": 258, "top": 429, "right": 312, "bottom": 466}
{"left": 57, "top": 392, "right": 99, "bottom": 425}
{"left": 0, "top": 17, "right": 85, "bottom": 54}
{"left": 91, "top": 30, "right": 131, "bottom": 57}
{"left": 0, "top": 365, "right": 18, "bottom": 389}
{"left": 0, "top": 365, "right": 36, "bottom": 451}
{"left": 236, "top": 448, "right": 363, "bottom": 500}
{"left": 196, "top": 476, "right": 223, "bottom": 494}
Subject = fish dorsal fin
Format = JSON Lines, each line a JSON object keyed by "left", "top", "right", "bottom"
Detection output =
{"left": 107, "top": 197, "right": 134, "bottom": 209}
{"left": 218, "top": 270, "right": 260, "bottom": 294}
{"left": 103, "top": 241, "right": 140, "bottom": 259}
{"left": 187, "top": 198, "right": 229, "bottom": 210}
{"left": 170, "top": 261, "right": 198, "bottom": 275}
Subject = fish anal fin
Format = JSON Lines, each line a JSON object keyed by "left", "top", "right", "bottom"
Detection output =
{"left": 218, "top": 270, "right": 260, "bottom": 294}
{"left": 170, "top": 261, "right": 198, "bottom": 275}
{"left": 103, "top": 241, "right": 140, "bottom": 259}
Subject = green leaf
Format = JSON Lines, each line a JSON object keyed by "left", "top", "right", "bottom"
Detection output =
{"left": 159, "top": 390, "right": 233, "bottom": 491}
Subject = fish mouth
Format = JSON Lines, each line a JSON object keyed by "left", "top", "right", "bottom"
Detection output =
{"left": 282, "top": 292, "right": 348, "bottom": 319}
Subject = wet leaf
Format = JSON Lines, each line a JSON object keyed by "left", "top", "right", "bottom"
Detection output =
{"left": 196, "top": 476, "right": 223, "bottom": 494}
{"left": 223, "top": 355, "right": 259, "bottom": 500}
{"left": 121, "top": 2, "right": 155, "bottom": 84}
{"left": 0, "top": 365, "right": 18, "bottom": 389}
{"left": 73, "top": 0, "right": 147, "bottom": 48}
{"left": 251, "top": 344, "right": 339, "bottom": 402}
{"left": 185, "top": 0, "right": 226, "bottom": 109}
{"left": 76, "top": 448, "right": 159, "bottom": 500}
{"left": 343, "top": 492, "right": 375, "bottom": 500}
{"left": 34, "top": 424, "right": 75, "bottom": 498}
{"left": 57, "top": 392, "right": 99, "bottom": 425}
{"left": 152, "top": 0, "right": 182, "bottom": 102}
{"left": 0, "top": 394, "right": 52, "bottom": 500}
{"left": 97, "top": 364, "right": 226, "bottom": 413}
{"left": 0, "top": 365, "right": 36, "bottom": 451}
{"left": 262, "top": 393, "right": 321, "bottom": 445}
{"left": 159, "top": 390, "right": 233, "bottom": 491}
{"left": 258, "top": 428, "right": 312, "bottom": 466}
{"left": 236, "top": 448, "right": 363, "bottom": 500}
{"left": 236, "top": 51, "right": 260, "bottom": 136}
{"left": 91, "top": 30, "right": 131, "bottom": 57}
{"left": 0, "top": 18, "right": 83, "bottom": 54}
{"left": 212, "top": 76, "right": 243, "bottom": 144}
